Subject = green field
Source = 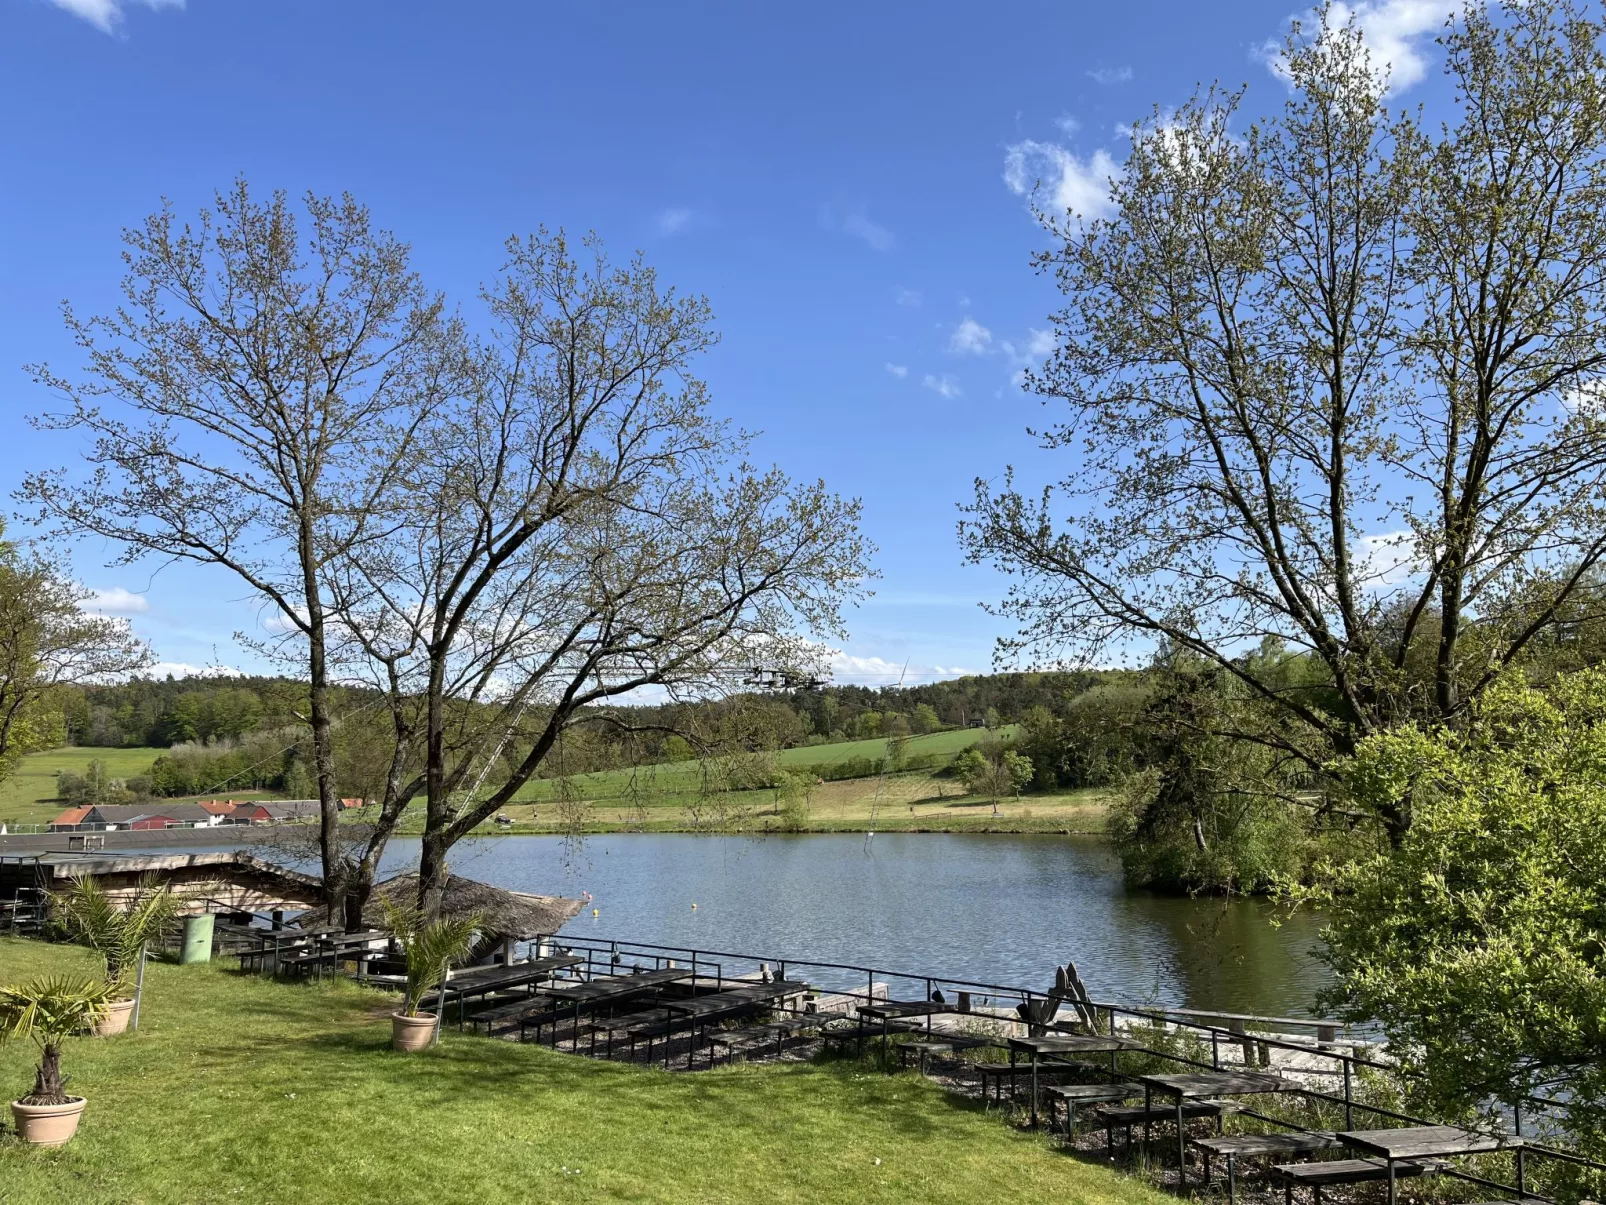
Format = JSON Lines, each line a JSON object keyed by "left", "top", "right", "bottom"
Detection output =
{"left": 0, "top": 937, "right": 1168, "bottom": 1205}
{"left": 513, "top": 726, "right": 1012, "bottom": 803}
{"left": 0, "top": 746, "right": 164, "bottom": 825}
{"left": 0, "top": 725, "right": 1110, "bottom": 837}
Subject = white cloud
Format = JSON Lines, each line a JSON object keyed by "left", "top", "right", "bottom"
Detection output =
{"left": 1353, "top": 530, "right": 1422, "bottom": 587}
{"left": 1054, "top": 114, "right": 1081, "bottom": 136}
{"left": 949, "top": 317, "right": 993, "bottom": 355}
{"left": 821, "top": 204, "right": 895, "bottom": 251}
{"left": 1562, "top": 380, "right": 1606, "bottom": 414}
{"left": 1002, "top": 139, "right": 1121, "bottom": 220}
{"left": 884, "top": 363, "right": 909, "bottom": 378}
{"left": 923, "top": 373, "right": 962, "bottom": 399}
{"left": 654, "top": 208, "right": 697, "bottom": 236}
{"left": 827, "top": 651, "right": 978, "bottom": 686}
{"left": 262, "top": 606, "right": 309, "bottom": 635}
{"left": 896, "top": 288, "right": 922, "bottom": 307}
{"left": 47, "top": 0, "right": 182, "bottom": 34}
{"left": 1086, "top": 66, "right": 1134, "bottom": 84}
{"left": 144, "top": 661, "right": 241, "bottom": 680}
{"left": 79, "top": 586, "right": 148, "bottom": 616}
{"left": 842, "top": 210, "right": 894, "bottom": 252}
{"left": 1260, "top": 0, "right": 1459, "bottom": 92}
{"left": 1001, "top": 328, "right": 1055, "bottom": 363}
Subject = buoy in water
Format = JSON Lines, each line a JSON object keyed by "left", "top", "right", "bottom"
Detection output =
{"left": 691, "top": 903, "right": 697, "bottom": 910}
{"left": 592, "top": 908, "right": 599, "bottom": 917}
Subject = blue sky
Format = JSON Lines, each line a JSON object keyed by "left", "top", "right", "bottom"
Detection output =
{"left": 0, "top": 0, "right": 1459, "bottom": 686}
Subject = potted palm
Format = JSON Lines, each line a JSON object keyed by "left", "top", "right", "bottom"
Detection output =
{"left": 1, "top": 975, "right": 120, "bottom": 1145}
{"left": 381, "top": 900, "right": 480, "bottom": 1052}
{"left": 52, "top": 875, "right": 179, "bottom": 1035}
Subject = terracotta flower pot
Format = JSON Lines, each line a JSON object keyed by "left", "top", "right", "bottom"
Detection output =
{"left": 11, "top": 1097, "right": 87, "bottom": 1146}
{"left": 92, "top": 998, "right": 136, "bottom": 1037}
{"left": 391, "top": 1012, "right": 437, "bottom": 1052}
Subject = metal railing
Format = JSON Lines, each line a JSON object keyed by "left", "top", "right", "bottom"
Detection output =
{"left": 529, "top": 931, "right": 1606, "bottom": 1198}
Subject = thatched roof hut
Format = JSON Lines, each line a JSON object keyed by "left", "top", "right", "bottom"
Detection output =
{"left": 363, "top": 872, "right": 583, "bottom": 940}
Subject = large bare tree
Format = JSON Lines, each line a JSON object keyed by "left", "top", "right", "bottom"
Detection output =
{"left": 23, "top": 181, "right": 450, "bottom": 908}
{"left": 326, "top": 231, "right": 872, "bottom": 914}
{"left": 965, "top": 1, "right": 1606, "bottom": 838}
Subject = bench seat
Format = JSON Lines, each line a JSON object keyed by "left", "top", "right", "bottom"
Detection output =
{"left": 1045, "top": 1082, "right": 1145, "bottom": 1136}
{"left": 1271, "top": 1157, "right": 1443, "bottom": 1205}
{"left": 1192, "top": 1133, "right": 1341, "bottom": 1204}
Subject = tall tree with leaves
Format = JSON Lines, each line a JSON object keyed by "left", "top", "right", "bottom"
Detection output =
{"left": 326, "top": 231, "right": 872, "bottom": 915}
{"left": 965, "top": 0, "right": 1606, "bottom": 841}
{"left": 0, "top": 531, "right": 149, "bottom": 783}
{"left": 24, "top": 182, "right": 451, "bottom": 915}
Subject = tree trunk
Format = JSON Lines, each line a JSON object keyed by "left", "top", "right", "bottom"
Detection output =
{"left": 418, "top": 831, "right": 449, "bottom": 920}
{"left": 28, "top": 1041, "right": 67, "bottom": 1105}
{"left": 300, "top": 513, "right": 346, "bottom": 924}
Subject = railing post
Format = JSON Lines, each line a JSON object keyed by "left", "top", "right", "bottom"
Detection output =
{"left": 1343, "top": 1056, "right": 1354, "bottom": 1130}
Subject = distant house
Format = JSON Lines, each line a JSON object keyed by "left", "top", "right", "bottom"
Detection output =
{"left": 74, "top": 803, "right": 218, "bottom": 831}
{"left": 229, "top": 803, "right": 276, "bottom": 825}
{"left": 47, "top": 806, "right": 94, "bottom": 832}
{"left": 197, "top": 800, "right": 244, "bottom": 824}
{"left": 339, "top": 797, "right": 366, "bottom": 811}
{"left": 259, "top": 800, "right": 320, "bottom": 822}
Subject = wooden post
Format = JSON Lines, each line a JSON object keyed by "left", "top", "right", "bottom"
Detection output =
{"left": 502, "top": 936, "right": 515, "bottom": 966}
{"left": 130, "top": 945, "right": 148, "bottom": 1032}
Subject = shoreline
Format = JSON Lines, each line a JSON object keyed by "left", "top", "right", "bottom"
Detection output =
{"left": 0, "top": 816, "right": 1108, "bottom": 855}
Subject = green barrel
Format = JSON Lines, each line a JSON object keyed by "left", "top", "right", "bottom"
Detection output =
{"left": 180, "top": 913, "right": 215, "bottom": 964}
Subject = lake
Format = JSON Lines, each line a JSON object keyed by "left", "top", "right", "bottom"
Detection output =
{"left": 315, "top": 831, "right": 1330, "bottom": 1018}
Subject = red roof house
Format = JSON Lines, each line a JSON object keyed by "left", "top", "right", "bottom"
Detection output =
{"left": 47, "top": 806, "right": 94, "bottom": 831}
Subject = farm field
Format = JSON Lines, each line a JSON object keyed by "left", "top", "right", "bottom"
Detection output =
{"left": 0, "top": 726, "right": 1109, "bottom": 836}
{"left": 511, "top": 727, "right": 1014, "bottom": 803}
{"left": 0, "top": 746, "right": 163, "bottom": 826}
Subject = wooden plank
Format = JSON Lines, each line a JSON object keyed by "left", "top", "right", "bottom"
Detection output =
{"left": 1193, "top": 1133, "right": 1338, "bottom": 1158}
{"left": 1339, "top": 1126, "right": 1519, "bottom": 1159}
{"left": 1271, "top": 1158, "right": 1440, "bottom": 1186}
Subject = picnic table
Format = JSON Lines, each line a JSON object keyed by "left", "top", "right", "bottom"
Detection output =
{"left": 1138, "top": 1071, "right": 1295, "bottom": 1172}
{"left": 273, "top": 930, "right": 391, "bottom": 979}
{"left": 1336, "top": 1126, "right": 1522, "bottom": 1205}
{"left": 528, "top": 967, "right": 696, "bottom": 1046}
{"left": 857, "top": 999, "right": 953, "bottom": 1054}
{"left": 424, "top": 955, "right": 585, "bottom": 1027}
{"left": 654, "top": 980, "right": 809, "bottom": 1067}
{"left": 1006, "top": 1033, "right": 1130, "bottom": 1128}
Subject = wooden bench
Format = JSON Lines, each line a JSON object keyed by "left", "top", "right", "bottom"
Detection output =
{"left": 1095, "top": 1100, "right": 1244, "bottom": 1157}
{"left": 975, "top": 1062, "right": 1092, "bottom": 1107}
{"left": 1045, "top": 1082, "right": 1145, "bottom": 1137}
{"left": 1270, "top": 1157, "right": 1443, "bottom": 1205}
{"left": 1192, "top": 1133, "right": 1341, "bottom": 1204}
{"left": 706, "top": 1013, "right": 840, "bottom": 1062}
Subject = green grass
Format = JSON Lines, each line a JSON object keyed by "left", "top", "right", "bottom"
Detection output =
{"left": 0, "top": 937, "right": 1169, "bottom": 1205}
{"left": 511, "top": 727, "right": 1013, "bottom": 805}
{"left": 0, "top": 747, "right": 164, "bottom": 825}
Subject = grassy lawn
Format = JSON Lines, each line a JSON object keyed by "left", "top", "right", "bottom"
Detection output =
{"left": 0, "top": 747, "right": 164, "bottom": 826}
{"left": 0, "top": 938, "right": 1168, "bottom": 1205}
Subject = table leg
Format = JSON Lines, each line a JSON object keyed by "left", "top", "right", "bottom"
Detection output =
{"left": 1228, "top": 1153, "right": 1237, "bottom": 1205}
{"left": 1031, "top": 1054, "right": 1040, "bottom": 1128}
{"left": 1387, "top": 1157, "right": 1397, "bottom": 1205}
{"left": 1176, "top": 1096, "right": 1185, "bottom": 1176}
{"left": 1144, "top": 1085, "right": 1152, "bottom": 1155}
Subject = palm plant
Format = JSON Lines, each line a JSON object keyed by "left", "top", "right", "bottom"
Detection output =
{"left": 52, "top": 874, "right": 180, "bottom": 994}
{"left": 0, "top": 976, "right": 120, "bottom": 1104}
{"left": 381, "top": 899, "right": 481, "bottom": 1017}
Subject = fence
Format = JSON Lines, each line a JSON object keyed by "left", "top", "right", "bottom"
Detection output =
{"left": 533, "top": 931, "right": 1605, "bottom": 1199}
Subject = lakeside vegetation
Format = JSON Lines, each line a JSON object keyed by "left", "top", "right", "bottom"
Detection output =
{"left": 0, "top": 937, "right": 1171, "bottom": 1205}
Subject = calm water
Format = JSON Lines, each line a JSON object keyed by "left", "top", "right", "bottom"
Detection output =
{"left": 311, "top": 832, "right": 1327, "bottom": 1017}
